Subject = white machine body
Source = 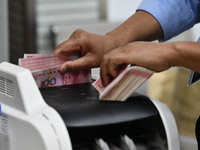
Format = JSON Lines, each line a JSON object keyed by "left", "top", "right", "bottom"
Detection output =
{"left": 0, "top": 62, "right": 72, "bottom": 150}
{"left": 0, "top": 62, "right": 180, "bottom": 150}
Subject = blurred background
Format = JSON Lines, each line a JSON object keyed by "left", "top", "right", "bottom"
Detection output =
{"left": 1, "top": 0, "right": 200, "bottom": 138}
{"left": 0, "top": 0, "right": 141, "bottom": 64}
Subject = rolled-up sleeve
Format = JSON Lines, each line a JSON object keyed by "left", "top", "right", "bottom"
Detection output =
{"left": 137, "top": 0, "right": 200, "bottom": 41}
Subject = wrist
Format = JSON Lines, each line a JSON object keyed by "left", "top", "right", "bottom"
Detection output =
{"left": 167, "top": 42, "right": 198, "bottom": 69}
{"left": 104, "top": 11, "right": 163, "bottom": 49}
{"left": 163, "top": 42, "right": 181, "bottom": 68}
{"left": 103, "top": 33, "right": 123, "bottom": 53}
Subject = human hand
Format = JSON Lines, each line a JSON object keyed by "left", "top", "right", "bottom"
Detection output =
{"left": 54, "top": 29, "right": 115, "bottom": 73}
{"left": 100, "top": 41, "right": 176, "bottom": 86}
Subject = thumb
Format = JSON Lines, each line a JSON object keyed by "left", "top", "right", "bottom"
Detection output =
{"left": 59, "top": 56, "right": 91, "bottom": 73}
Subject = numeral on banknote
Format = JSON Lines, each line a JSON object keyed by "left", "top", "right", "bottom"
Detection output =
{"left": 41, "top": 78, "right": 57, "bottom": 87}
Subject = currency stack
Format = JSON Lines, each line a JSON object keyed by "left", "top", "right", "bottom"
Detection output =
{"left": 19, "top": 54, "right": 91, "bottom": 88}
{"left": 93, "top": 65, "right": 154, "bottom": 101}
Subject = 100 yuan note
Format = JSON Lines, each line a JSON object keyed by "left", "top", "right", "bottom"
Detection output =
{"left": 92, "top": 65, "right": 153, "bottom": 101}
{"left": 33, "top": 68, "right": 91, "bottom": 88}
{"left": 20, "top": 53, "right": 91, "bottom": 88}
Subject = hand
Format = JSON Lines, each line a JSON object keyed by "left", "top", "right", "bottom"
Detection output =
{"left": 54, "top": 29, "right": 115, "bottom": 73}
{"left": 54, "top": 11, "right": 163, "bottom": 74}
{"left": 100, "top": 41, "right": 176, "bottom": 86}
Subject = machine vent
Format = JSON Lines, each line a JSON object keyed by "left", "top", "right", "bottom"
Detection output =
{"left": 0, "top": 76, "right": 14, "bottom": 97}
{"left": 0, "top": 113, "right": 8, "bottom": 135}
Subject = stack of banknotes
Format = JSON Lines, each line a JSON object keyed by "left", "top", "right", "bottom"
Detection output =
{"left": 93, "top": 65, "right": 154, "bottom": 101}
{"left": 19, "top": 53, "right": 91, "bottom": 88}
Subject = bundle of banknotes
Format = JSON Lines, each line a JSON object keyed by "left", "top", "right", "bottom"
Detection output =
{"left": 93, "top": 65, "right": 154, "bottom": 101}
{"left": 19, "top": 53, "right": 91, "bottom": 88}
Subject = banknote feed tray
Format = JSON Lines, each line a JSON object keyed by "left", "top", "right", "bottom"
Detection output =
{"left": 41, "top": 83, "right": 169, "bottom": 149}
{"left": 41, "top": 83, "right": 158, "bottom": 127}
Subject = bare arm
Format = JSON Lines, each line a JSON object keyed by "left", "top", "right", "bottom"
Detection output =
{"left": 171, "top": 42, "right": 200, "bottom": 72}
{"left": 100, "top": 41, "right": 200, "bottom": 86}
{"left": 106, "top": 11, "right": 163, "bottom": 47}
{"left": 54, "top": 11, "right": 163, "bottom": 73}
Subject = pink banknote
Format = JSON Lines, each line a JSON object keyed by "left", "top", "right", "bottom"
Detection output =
{"left": 24, "top": 54, "right": 58, "bottom": 58}
{"left": 33, "top": 68, "right": 91, "bottom": 88}
{"left": 92, "top": 78, "right": 104, "bottom": 94}
{"left": 19, "top": 53, "right": 91, "bottom": 88}
{"left": 19, "top": 54, "right": 77, "bottom": 68}
{"left": 92, "top": 65, "right": 153, "bottom": 101}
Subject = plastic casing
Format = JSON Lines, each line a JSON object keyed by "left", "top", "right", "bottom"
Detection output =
{"left": 0, "top": 62, "right": 72, "bottom": 150}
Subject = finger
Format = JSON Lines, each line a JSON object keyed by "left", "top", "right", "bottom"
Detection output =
{"left": 100, "top": 69, "right": 110, "bottom": 87}
{"left": 101, "top": 61, "right": 118, "bottom": 86}
{"left": 100, "top": 50, "right": 129, "bottom": 86}
{"left": 100, "top": 56, "right": 111, "bottom": 86}
{"left": 54, "top": 40, "right": 82, "bottom": 54}
{"left": 59, "top": 55, "right": 92, "bottom": 73}
{"left": 108, "top": 63, "right": 118, "bottom": 78}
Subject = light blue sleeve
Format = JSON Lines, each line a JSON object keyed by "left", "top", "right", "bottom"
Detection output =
{"left": 137, "top": 0, "right": 200, "bottom": 41}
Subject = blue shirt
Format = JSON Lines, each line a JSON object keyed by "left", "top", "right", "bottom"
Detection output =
{"left": 137, "top": 0, "right": 200, "bottom": 41}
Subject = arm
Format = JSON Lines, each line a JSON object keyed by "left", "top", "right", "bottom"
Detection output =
{"left": 54, "top": 10, "right": 163, "bottom": 73}
{"left": 171, "top": 42, "right": 200, "bottom": 72}
{"left": 137, "top": 0, "right": 200, "bottom": 41}
{"left": 100, "top": 41, "right": 200, "bottom": 86}
{"left": 105, "top": 11, "right": 163, "bottom": 47}
{"left": 54, "top": 0, "right": 199, "bottom": 73}
{"left": 100, "top": 0, "right": 200, "bottom": 86}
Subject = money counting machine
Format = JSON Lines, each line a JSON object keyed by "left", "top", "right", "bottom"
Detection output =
{"left": 0, "top": 62, "right": 180, "bottom": 150}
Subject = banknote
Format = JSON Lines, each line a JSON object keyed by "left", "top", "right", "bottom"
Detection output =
{"left": 22, "top": 60, "right": 65, "bottom": 72}
{"left": 32, "top": 68, "right": 91, "bottom": 88}
{"left": 19, "top": 53, "right": 91, "bottom": 88}
{"left": 92, "top": 65, "right": 153, "bottom": 101}
{"left": 24, "top": 52, "right": 80, "bottom": 58}
{"left": 19, "top": 54, "right": 77, "bottom": 68}
{"left": 24, "top": 53, "right": 59, "bottom": 58}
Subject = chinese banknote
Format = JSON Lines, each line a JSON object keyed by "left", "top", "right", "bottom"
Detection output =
{"left": 19, "top": 53, "right": 91, "bottom": 88}
{"left": 93, "top": 65, "right": 154, "bottom": 101}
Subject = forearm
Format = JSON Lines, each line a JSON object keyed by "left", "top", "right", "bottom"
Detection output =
{"left": 105, "top": 11, "right": 163, "bottom": 49}
{"left": 170, "top": 42, "right": 200, "bottom": 72}
{"left": 100, "top": 41, "right": 200, "bottom": 86}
